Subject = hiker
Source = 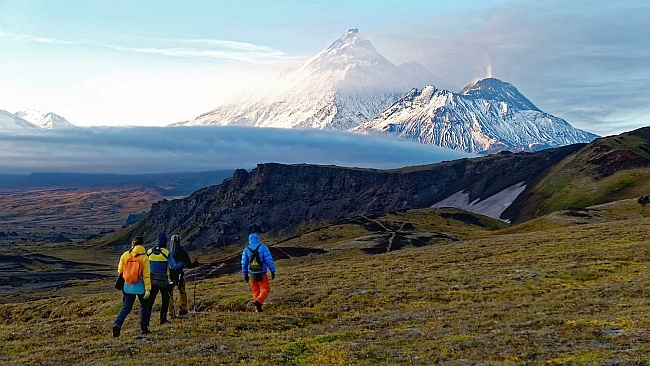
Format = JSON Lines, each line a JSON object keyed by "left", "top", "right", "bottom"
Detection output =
{"left": 146, "top": 232, "right": 184, "bottom": 325}
{"left": 167, "top": 234, "right": 199, "bottom": 318}
{"left": 241, "top": 233, "right": 276, "bottom": 313}
{"left": 113, "top": 236, "right": 152, "bottom": 337}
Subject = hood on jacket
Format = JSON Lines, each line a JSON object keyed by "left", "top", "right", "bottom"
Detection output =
{"left": 248, "top": 233, "right": 261, "bottom": 247}
{"left": 130, "top": 245, "right": 146, "bottom": 256}
{"left": 156, "top": 232, "right": 168, "bottom": 247}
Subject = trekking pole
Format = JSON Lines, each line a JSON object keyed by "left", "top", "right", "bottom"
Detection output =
{"left": 192, "top": 269, "right": 197, "bottom": 313}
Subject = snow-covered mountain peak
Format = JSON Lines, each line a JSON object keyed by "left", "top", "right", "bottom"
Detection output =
{"left": 354, "top": 77, "right": 599, "bottom": 154}
{"left": 398, "top": 85, "right": 439, "bottom": 105}
{"left": 460, "top": 78, "right": 539, "bottom": 111}
{"left": 460, "top": 77, "right": 509, "bottom": 95}
{"left": 417, "top": 85, "right": 438, "bottom": 100}
{"left": 180, "top": 28, "right": 447, "bottom": 130}
{"left": 323, "top": 28, "right": 368, "bottom": 55}
{"left": 0, "top": 109, "right": 40, "bottom": 132}
{"left": 307, "top": 28, "right": 375, "bottom": 62}
{"left": 15, "top": 110, "right": 76, "bottom": 129}
{"left": 299, "top": 28, "right": 398, "bottom": 88}
{"left": 334, "top": 28, "right": 361, "bottom": 45}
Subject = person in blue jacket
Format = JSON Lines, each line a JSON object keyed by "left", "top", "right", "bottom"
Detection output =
{"left": 146, "top": 232, "right": 184, "bottom": 325}
{"left": 241, "top": 233, "right": 276, "bottom": 313}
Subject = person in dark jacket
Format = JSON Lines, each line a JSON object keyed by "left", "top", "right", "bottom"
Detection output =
{"left": 167, "top": 234, "right": 199, "bottom": 317}
{"left": 241, "top": 233, "right": 276, "bottom": 313}
{"left": 146, "top": 232, "right": 184, "bottom": 325}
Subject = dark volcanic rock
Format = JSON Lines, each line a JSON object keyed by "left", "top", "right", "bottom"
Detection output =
{"left": 141, "top": 145, "right": 581, "bottom": 248}
{"left": 50, "top": 233, "right": 73, "bottom": 243}
{"left": 124, "top": 212, "right": 146, "bottom": 227}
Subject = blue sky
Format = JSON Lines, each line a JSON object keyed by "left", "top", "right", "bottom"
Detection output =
{"left": 0, "top": 0, "right": 648, "bottom": 137}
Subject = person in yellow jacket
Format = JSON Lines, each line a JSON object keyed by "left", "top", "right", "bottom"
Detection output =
{"left": 113, "top": 236, "right": 152, "bottom": 337}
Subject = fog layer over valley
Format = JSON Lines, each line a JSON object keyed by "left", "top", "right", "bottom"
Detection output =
{"left": 0, "top": 126, "right": 471, "bottom": 174}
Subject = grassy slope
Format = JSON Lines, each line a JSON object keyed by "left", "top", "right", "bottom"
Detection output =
{"left": 519, "top": 129, "right": 650, "bottom": 221}
{"left": 2, "top": 206, "right": 650, "bottom": 365}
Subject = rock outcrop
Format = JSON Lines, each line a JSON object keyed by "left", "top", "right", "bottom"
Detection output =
{"left": 142, "top": 144, "right": 583, "bottom": 248}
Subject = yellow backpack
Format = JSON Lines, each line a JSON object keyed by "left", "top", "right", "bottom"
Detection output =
{"left": 248, "top": 246, "right": 262, "bottom": 272}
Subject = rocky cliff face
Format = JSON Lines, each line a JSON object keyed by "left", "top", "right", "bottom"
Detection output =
{"left": 143, "top": 145, "right": 582, "bottom": 248}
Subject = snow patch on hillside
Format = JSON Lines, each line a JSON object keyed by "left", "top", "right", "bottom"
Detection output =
{"left": 432, "top": 181, "right": 527, "bottom": 221}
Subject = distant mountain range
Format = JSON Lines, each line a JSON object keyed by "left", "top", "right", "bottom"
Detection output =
{"left": 176, "top": 28, "right": 598, "bottom": 154}
{"left": 0, "top": 109, "right": 40, "bottom": 132}
{"left": 0, "top": 109, "right": 75, "bottom": 131}
{"left": 0, "top": 170, "right": 233, "bottom": 196}
{"left": 15, "top": 110, "right": 76, "bottom": 129}
{"left": 4, "top": 29, "right": 599, "bottom": 155}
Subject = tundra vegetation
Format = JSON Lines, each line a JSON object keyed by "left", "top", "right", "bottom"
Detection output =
{"left": 1, "top": 201, "right": 649, "bottom": 365}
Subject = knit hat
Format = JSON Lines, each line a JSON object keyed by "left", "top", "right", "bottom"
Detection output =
{"left": 156, "top": 232, "right": 168, "bottom": 247}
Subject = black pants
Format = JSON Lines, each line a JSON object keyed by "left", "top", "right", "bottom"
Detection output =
{"left": 114, "top": 292, "right": 151, "bottom": 331}
{"left": 147, "top": 285, "right": 171, "bottom": 322}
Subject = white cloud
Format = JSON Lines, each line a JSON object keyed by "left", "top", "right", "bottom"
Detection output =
{"left": 113, "top": 45, "right": 284, "bottom": 62}
{"left": 0, "top": 30, "right": 286, "bottom": 62}
{"left": 0, "top": 127, "right": 473, "bottom": 174}
{"left": 179, "top": 38, "right": 282, "bottom": 52}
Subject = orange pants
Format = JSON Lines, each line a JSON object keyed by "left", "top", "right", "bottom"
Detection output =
{"left": 168, "top": 276, "right": 188, "bottom": 315}
{"left": 249, "top": 273, "right": 271, "bottom": 304}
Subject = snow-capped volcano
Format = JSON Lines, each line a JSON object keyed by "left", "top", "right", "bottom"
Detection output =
{"left": 352, "top": 78, "right": 599, "bottom": 154}
{"left": 177, "top": 29, "right": 446, "bottom": 130}
{"left": 460, "top": 78, "right": 539, "bottom": 111}
{"left": 0, "top": 109, "right": 40, "bottom": 132}
{"left": 15, "top": 110, "right": 76, "bottom": 129}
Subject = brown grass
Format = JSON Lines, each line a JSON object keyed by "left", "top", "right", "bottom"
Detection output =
{"left": 0, "top": 186, "right": 172, "bottom": 228}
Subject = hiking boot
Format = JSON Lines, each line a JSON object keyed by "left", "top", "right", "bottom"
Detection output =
{"left": 160, "top": 318, "right": 168, "bottom": 325}
{"left": 178, "top": 310, "right": 188, "bottom": 316}
{"left": 112, "top": 325, "right": 121, "bottom": 338}
{"left": 253, "top": 300, "right": 263, "bottom": 313}
{"left": 141, "top": 328, "right": 150, "bottom": 335}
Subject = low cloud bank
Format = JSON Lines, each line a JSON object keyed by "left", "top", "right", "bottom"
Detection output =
{"left": 0, "top": 126, "right": 472, "bottom": 174}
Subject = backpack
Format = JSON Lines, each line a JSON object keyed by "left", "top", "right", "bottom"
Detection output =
{"left": 147, "top": 247, "right": 172, "bottom": 287}
{"left": 248, "top": 246, "right": 263, "bottom": 272}
{"left": 148, "top": 247, "right": 168, "bottom": 260}
{"left": 123, "top": 253, "right": 142, "bottom": 284}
